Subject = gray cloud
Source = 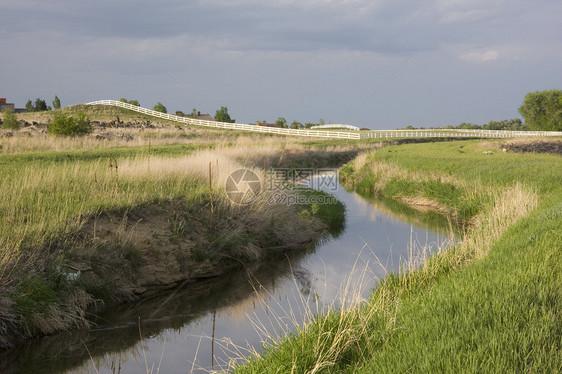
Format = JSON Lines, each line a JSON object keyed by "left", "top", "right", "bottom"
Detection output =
{"left": 1, "top": 0, "right": 561, "bottom": 128}
{"left": 1, "top": 0, "right": 522, "bottom": 52}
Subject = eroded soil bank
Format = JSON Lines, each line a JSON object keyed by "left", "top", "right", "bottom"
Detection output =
{"left": 1, "top": 191, "right": 342, "bottom": 349}
{"left": 71, "top": 198, "right": 328, "bottom": 300}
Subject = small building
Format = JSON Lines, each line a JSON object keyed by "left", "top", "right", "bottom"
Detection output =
{"left": 0, "top": 98, "right": 15, "bottom": 113}
{"left": 196, "top": 113, "right": 215, "bottom": 121}
{"left": 174, "top": 110, "right": 215, "bottom": 121}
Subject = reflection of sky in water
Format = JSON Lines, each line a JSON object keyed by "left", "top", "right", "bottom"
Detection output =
{"left": 20, "top": 176, "right": 450, "bottom": 374}
{"left": 303, "top": 174, "right": 448, "bottom": 308}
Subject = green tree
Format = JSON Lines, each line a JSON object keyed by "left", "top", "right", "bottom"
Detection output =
{"left": 506, "top": 118, "right": 528, "bottom": 131}
{"left": 482, "top": 121, "right": 504, "bottom": 130}
{"left": 304, "top": 122, "right": 316, "bottom": 129}
{"left": 190, "top": 108, "right": 198, "bottom": 118}
{"left": 1, "top": 108, "right": 20, "bottom": 130}
{"left": 519, "top": 90, "right": 562, "bottom": 131}
{"left": 34, "top": 98, "right": 49, "bottom": 111}
{"left": 52, "top": 95, "right": 61, "bottom": 110}
{"left": 48, "top": 111, "right": 92, "bottom": 136}
{"left": 290, "top": 121, "right": 303, "bottom": 129}
{"left": 119, "top": 98, "right": 140, "bottom": 106}
{"left": 25, "top": 98, "right": 50, "bottom": 112}
{"left": 215, "top": 106, "right": 235, "bottom": 123}
{"left": 153, "top": 102, "right": 167, "bottom": 113}
{"left": 456, "top": 122, "right": 480, "bottom": 129}
{"left": 275, "top": 117, "right": 287, "bottom": 128}
{"left": 25, "top": 99, "right": 34, "bottom": 112}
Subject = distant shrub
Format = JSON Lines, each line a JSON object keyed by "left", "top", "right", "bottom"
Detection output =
{"left": 153, "top": 102, "right": 167, "bottom": 113}
{"left": 48, "top": 111, "right": 93, "bottom": 136}
{"left": 119, "top": 98, "right": 140, "bottom": 106}
{"left": 1, "top": 108, "right": 20, "bottom": 130}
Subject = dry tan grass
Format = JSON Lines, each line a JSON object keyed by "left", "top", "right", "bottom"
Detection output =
{"left": 395, "top": 182, "right": 538, "bottom": 294}
{"left": 0, "top": 143, "right": 294, "bottom": 247}
{"left": 350, "top": 152, "right": 370, "bottom": 171}
{"left": 500, "top": 137, "right": 562, "bottom": 146}
{"left": 461, "top": 182, "right": 537, "bottom": 260}
{"left": 0, "top": 122, "right": 313, "bottom": 154}
{"left": 0, "top": 127, "right": 208, "bottom": 154}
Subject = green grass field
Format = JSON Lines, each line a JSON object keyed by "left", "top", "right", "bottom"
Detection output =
{"left": 234, "top": 139, "right": 562, "bottom": 373}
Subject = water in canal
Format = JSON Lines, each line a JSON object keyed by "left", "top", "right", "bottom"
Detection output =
{"left": 7, "top": 176, "right": 453, "bottom": 373}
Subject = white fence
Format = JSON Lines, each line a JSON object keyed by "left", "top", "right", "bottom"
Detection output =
{"left": 358, "top": 129, "right": 562, "bottom": 139}
{"left": 86, "top": 100, "right": 562, "bottom": 140}
{"left": 310, "top": 124, "right": 361, "bottom": 131}
{"left": 86, "top": 100, "right": 360, "bottom": 139}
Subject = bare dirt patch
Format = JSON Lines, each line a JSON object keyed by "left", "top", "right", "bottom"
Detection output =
{"left": 500, "top": 138, "right": 562, "bottom": 155}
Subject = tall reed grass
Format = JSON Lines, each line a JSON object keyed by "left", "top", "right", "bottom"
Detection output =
{"left": 0, "top": 126, "right": 307, "bottom": 154}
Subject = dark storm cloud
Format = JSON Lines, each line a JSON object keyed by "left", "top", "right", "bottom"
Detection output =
{"left": 1, "top": 0, "right": 561, "bottom": 128}
{"left": 3, "top": 0, "right": 561, "bottom": 55}
{"left": 2, "top": 0, "right": 515, "bottom": 54}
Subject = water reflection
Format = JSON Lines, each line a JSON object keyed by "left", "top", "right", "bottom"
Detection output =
{"left": 7, "top": 180, "right": 453, "bottom": 374}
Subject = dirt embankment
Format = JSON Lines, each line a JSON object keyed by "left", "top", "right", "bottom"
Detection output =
{"left": 500, "top": 138, "right": 562, "bottom": 155}
{"left": 72, "top": 198, "right": 326, "bottom": 301}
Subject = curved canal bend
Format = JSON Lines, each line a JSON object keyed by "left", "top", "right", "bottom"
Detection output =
{"left": 9, "top": 176, "right": 453, "bottom": 374}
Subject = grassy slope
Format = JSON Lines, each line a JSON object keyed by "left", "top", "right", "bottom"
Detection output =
{"left": 357, "top": 141, "right": 562, "bottom": 373}
{"left": 234, "top": 140, "right": 562, "bottom": 373}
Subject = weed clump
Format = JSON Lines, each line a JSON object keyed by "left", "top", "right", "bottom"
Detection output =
{"left": 48, "top": 111, "right": 92, "bottom": 136}
{"left": 1, "top": 109, "right": 20, "bottom": 130}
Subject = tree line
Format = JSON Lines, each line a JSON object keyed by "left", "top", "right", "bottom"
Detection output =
{"left": 4, "top": 90, "right": 561, "bottom": 133}
{"left": 24, "top": 96, "right": 61, "bottom": 112}
{"left": 403, "top": 118, "right": 528, "bottom": 131}
{"left": 258, "top": 117, "right": 326, "bottom": 129}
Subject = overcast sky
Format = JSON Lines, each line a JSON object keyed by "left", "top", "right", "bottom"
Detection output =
{"left": 1, "top": 0, "right": 561, "bottom": 129}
